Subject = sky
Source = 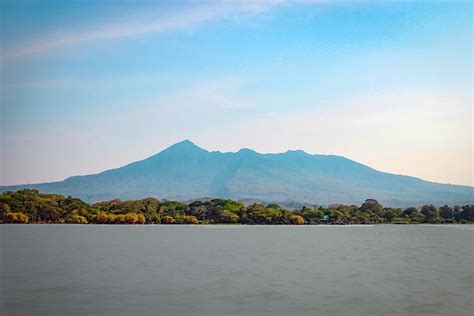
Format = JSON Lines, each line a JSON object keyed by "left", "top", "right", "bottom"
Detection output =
{"left": 0, "top": 0, "right": 472, "bottom": 186}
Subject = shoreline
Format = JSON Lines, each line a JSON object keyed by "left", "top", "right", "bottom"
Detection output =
{"left": 2, "top": 190, "right": 473, "bottom": 225}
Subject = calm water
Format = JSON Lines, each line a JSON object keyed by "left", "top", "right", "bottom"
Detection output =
{"left": 1, "top": 225, "right": 473, "bottom": 316}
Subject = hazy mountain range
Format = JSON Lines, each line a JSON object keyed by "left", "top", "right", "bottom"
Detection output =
{"left": 1, "top": 140, "right": 472, "bottom": 207}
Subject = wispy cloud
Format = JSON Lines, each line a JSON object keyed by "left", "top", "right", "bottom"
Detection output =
{"left": 2, "top": 88, "right": 471, "bottom": 186}
{"left": 199, "top": 89, "right": 473, "bottom": 186}
{"left": 0, "top": 76, "right": 258, "bottom": 184}
{"left": 158, "top": 78, "right": 256, "bottom": 111}
{"left": 1, "top": 1, "right": 286, "bottom": 60}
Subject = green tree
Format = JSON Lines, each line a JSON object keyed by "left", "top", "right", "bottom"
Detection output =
{"left": 219, "top": 210, "right": 240, "bottom": 223}
{"left": 297, "top": 209, "right": 324, "bottom": 224}
{"left": 67, "top": 214, "right": 88, "bottom": 224}
{"left": 420, "top": 205, "right": 439, "bottom": 223}
{"left": 460, "top": 205, "right": 473, "bottom": 221}
{"left": 241, "top": 204, "right": 282, "bottom": 224}
{"left": 439, "top": 205, "right": 453, "bottom": 221}
{"left": 382, "top": 208, "right": 400, "bottom": 223}
{"left": 360, "top": 199, "right": 383, "bottom": 214}
{"left": 403, "top": 207, "right": 418, "bottom": 217}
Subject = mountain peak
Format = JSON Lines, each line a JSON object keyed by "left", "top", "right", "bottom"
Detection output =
{"left": 175, "top": 139, "right": 195, "bottom": 146}
{"left": 2, "top": 141, "right": 472, "bottom": 206}
{"left": 285, "top": 149, "right": 307, "bottom": 155}
{"left": 163, "top": 139, "right": 207, "bottom": 154}
{"left": 238, "top": 148, "right": 257, "bottom": 155}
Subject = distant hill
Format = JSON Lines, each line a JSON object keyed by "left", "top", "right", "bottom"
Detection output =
{"left": 1, "top": 140, "right": 472, "bottom": 206}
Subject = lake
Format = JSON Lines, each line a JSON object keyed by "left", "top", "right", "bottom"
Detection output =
{"left": 1, "top": 225, "right": 473, "bottom": 315}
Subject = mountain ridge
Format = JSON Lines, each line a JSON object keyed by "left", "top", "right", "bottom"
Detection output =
{"left": 1, "top": 140, "right": 472, "bottom": 207}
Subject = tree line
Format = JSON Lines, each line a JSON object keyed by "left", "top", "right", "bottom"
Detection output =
{"left": 0, "top": 190, "right": 472, "bottom": 225}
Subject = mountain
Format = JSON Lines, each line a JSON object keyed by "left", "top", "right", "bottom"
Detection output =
{"left": 1, "top": 140, "right": 472, "bottom": 206}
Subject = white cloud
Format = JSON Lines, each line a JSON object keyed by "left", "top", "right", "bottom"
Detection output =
{"left": 1, "top": 1, "right": 286, "bottom": 60}
{"left": 198, "top": 89, "right": 473, "bottom": 186}
{"left": 158, "top": 78, "right": 256, "bottom": 111}
{"left": 0, "top": 77, "right": 257, "bottom": 184}
{"left": 2, "top": 86, "right": 471, "bottom": 186}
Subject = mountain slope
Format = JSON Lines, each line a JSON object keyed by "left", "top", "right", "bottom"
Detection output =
{"left": 1, "top": 140, "right": 472, "bottom": 206}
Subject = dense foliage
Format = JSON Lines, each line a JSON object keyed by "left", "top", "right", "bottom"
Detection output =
{"left": 1, "top": 190, "right": 473, "bottom": 225}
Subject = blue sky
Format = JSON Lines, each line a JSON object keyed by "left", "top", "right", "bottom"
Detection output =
{"left": 0, "top": 1, "right": 472, "bottom": 186}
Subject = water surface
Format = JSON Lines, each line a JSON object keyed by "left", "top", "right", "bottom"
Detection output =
{"left": 1, "top": 225, "right": 473, "bottom": 315}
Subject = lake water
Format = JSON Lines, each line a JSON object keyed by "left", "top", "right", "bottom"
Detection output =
{"left": 1, "top": 225, "right": 473, "bottom": 316}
